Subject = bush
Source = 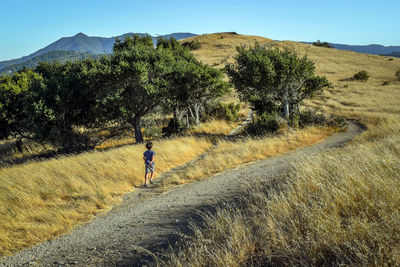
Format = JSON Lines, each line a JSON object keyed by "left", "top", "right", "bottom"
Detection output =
{"left": 245, "top": 113, "right": 280, "bottom": 135}
{"left": 352, "top": 70, "right": 369, "bottom": 82}
{"left": 312, "top": 40, "right": 333, "bottom": 48}
{"left": 299, "top": 109, "right": 328, "bottom": 127}
{"left": 396, "top": 69, "right": 400, "bottom": 81}
{"left": 328, "top": 116, "right": 347, "bottom": 127}
{"left": 203, "top": 102, "right": 241, "bottom": 122}
{"left": 181, "top": 40, "right": 201, "bottom": 50}
{"left": 382, "top": 81, "right": 390, "bottom": 86}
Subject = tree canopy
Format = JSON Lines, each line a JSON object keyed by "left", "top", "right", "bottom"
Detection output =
{"left": 226, "top": 44, "right": 329, "bottom": 122}
{"left": 0, "top": 35, "right": 229, "bottom": 150}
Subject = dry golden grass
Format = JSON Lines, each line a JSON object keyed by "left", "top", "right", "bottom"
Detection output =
{"left": 0, "top": 136, "right": 212, "bottom": 256}
{"left": 95, "top": 137, "right": 136, "bottom": 150}
{"left": 165, "top": 136, "right": 400, "bottom": 266}
{"left": 163, "top": 126, "right": 337, "bottom": 186}
{"left": 190, "top": 119, "right": 239, "bottom": 136}
{"left": 162, "top": 33, "right": 400, "bottom": 266}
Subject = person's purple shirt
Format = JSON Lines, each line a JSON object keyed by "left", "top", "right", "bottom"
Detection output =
{"left": 143, "top": 150, "right": 155, "bottom": 165}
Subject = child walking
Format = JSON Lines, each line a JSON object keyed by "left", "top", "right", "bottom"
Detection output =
{"left": 143, "top": 142, "right": 155, "bottom": 187}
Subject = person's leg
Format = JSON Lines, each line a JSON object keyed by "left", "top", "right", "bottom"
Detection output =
{"left": 144, "top": 165, "right": 150, "bottom": 186}
{"left": 150, "top": 171, "right": 155, "bottom": 183}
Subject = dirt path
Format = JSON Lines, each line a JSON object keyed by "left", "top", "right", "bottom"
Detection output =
{"left": 0, "top": 121, "right": 364, "bottom": 267}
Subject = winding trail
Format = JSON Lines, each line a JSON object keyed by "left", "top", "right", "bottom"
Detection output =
{"left": 0, "top": 121, "right": 364, "bottom": 267}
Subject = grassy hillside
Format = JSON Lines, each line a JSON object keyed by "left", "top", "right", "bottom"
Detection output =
{"left": 165, "top": 33, "right": 400, "bottom": 265}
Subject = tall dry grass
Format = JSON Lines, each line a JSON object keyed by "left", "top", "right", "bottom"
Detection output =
{"left": 163, "top": 126, "right": 337, "bottom": 186}
{"left": 165, "top": 135, "right": 400, "bottom": 266}
{"left": 0, "top": 137, "right": 212, "bottom": 256}
{"left": 190, "top": 119, "right": 239, "bottom": 136}
{"left": 162, "top": 33, "right": 400, "bottom": 266}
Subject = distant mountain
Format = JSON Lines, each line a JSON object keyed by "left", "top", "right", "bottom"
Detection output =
{"left": 303, "top": 41, "right": 400, "bottom": 56}
{"left": 384, "top": 51, "right": 400, "bottom": 58}
{"left": 0, "top": 50, "right": 95, "bottom": 75}
{"left": 330, "top": 43, "right": 400, "bottom": 55}
{"left": 0, "top": 32, "right": 197, "bottom": 72}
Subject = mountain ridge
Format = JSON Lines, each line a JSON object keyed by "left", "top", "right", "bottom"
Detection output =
{"left": 0, "top": 32, "right": 197, "bottom": 71}
{"left": 302, "top": 41, "right": 400, "bottom": 56}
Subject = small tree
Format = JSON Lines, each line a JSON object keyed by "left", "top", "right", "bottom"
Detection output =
{"left": 158, "top": 37, "right": 229, "bottom": 129}
{"left": 103, "top": 35, "right": 173, "bottom": 143}
{"left": 226, "top": 44, "right": 329, "bottom": 122}
{"left": 396, "top": 69, "right": 400, "bottom": 81}
{"left": 24, "top": 59, "right": 106, "bottom": 151}
{"left": 312, "top": 40, "right": 333, "bottom": 48}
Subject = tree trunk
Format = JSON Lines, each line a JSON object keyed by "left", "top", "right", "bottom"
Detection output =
{"left": 186, "top": 112, "right": 190, "bottom": 129}
{"left": 188, "top": 106, "right": 195, "bottom": 120}
{"left": 194, "top": 103, "right": 200, "bottom": 125}
{"left": 173, "top": 108, "right": 178, "bottom": 133}
{"left": 283, "top": 91, "right": 290, "bottom": 120}
{"left": 296, "top": 102, "right": 302, "bottom": 116}
{"left": 133, "top": 115, "right": 144, "bottom": 143}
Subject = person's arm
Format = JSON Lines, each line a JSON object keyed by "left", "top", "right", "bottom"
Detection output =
{"left": 150, "top": 153, "right": 155, "bottom": 164}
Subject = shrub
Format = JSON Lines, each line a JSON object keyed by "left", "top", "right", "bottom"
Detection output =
{"left": 396, "top": 69, "right": 400, "bottom": 81}
{"left": 312, "top": 40, "right": 333, "bottom": 48}
{"left": 382, "top": 81, "right": 390, "bottom": 86}
{"left": 181, "top": 40, "right": 201, "bottom": 50}
{"left": 352, "top": 70, "right": 369, "bottom": 82}
{"left": 299, "top": 109, "right": 327, "bottom": 127}
{"left": 328, "top": 116, "right": 347, "bottom": 127}
{"left": 245, "top": 113, "right": 280, "bottom": 135}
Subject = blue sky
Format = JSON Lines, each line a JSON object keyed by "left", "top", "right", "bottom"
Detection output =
{"left": 1, "top": 0, "right": 399, "bottom": 60}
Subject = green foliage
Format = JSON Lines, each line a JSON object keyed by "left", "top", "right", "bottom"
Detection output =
{"left": 204, "top": 101, "right": 240, "bottom": 122}
{"left": 113, "top": 34, "right": 154, "bottom": 52}
{"left": 226, "top": 44, "right": 329, "bottom": 121}
{"left": 0, "top": 34, "right": 229, "bottom": 150}
{"left": 23, "top": 59, "right": 107, "bottom": 151}
{"left": 103, "top": 35, "right": 174, "bottom": 143}
{"left": 299, "top": 109, "right": 327, "bottom": 127}
{"left": 245, "top": 112, "right": 280, "bottom": 135}
{"left": 396, "top": 69, "right": 400, "bottom": 81}
{"left": 181, "top": 40, "right": 201, "bottom": 50}
{"left": 312, "top": 40, "right": 333, "bottom": 48}
{"left": 0, "top": 70, "right": 42, "bottom": 139}
{"left": 352, "top": 70, "right": 369, "bottom": 81}
{"left": 160, "top": 37, "right": 229, "bottom": 129}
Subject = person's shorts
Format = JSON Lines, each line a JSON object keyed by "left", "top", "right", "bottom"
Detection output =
{"left": 145, "top": 162, "right": 155, "bottom": 174}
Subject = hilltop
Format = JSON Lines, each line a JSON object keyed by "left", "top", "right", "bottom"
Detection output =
{"left": 184, "top": 32, "right": 400, "bottom": 83}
